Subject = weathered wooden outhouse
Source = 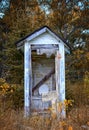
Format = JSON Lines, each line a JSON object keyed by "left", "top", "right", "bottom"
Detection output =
{"left": 16, "top": 26, "right": 70, "bottom": 117}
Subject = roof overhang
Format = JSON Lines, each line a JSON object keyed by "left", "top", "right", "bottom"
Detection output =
{"left": 15, "top": 26, "right": 71, "bottom": 53}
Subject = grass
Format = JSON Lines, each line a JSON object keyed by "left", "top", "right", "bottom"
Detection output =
{"left": 0, "top": 80, "right": 89, "bottom": 130}
{"left": 0, "top": 105, "right": 89, "bottom": 130}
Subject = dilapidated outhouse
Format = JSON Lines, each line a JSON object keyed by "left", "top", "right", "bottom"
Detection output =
{"left": 16, "top": 26, "right": 70, "bottom": 117}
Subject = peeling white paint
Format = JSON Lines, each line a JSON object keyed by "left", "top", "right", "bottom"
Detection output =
{"left": 55, "top": 43, "right": 66, "bottom": 118}
{"left": 16, "top": 26, "right": 70, "bottom": 118}
{"left": 24, "top": 42, "right": 32, "bottom": 117}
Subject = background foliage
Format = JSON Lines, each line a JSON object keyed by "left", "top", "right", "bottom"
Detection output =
{"left": 0, "top": 0, "right": 89, "bottom": 110}
{"left": 0, "top": 1, "right": 89, "bottom": 130}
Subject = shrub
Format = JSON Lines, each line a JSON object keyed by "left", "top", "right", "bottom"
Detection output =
{"left": 0, "top": 78, "right": 24, "bottom": 111}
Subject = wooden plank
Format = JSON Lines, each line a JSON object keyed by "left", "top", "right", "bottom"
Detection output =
{"left": 31, "top": 44, "right": 58, "bottom": 50}
{"left": 55, "top": 43, "right": 66, "bottom": 118}
{"left": 55, "top": 51, "right": 59, "bottom": 97}
{"left": 24, "top": 42, "right": 32, "bottom": 117}
{"left": 58, "top": 43, "right": 65, "bottom": 102}
{"left": 32, "top": 68, "right": 55, "bottom": 93}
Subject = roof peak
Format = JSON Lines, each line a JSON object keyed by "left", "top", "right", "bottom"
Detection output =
{"left": 15, "top": 26, "right": 71, "bottom": 50}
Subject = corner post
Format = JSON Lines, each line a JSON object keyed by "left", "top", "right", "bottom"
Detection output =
{"left": 55, "top": 43, "right": 66, "bottom": 118}
{"left": 24, "top": 42, "right": 32, "bottom": 117}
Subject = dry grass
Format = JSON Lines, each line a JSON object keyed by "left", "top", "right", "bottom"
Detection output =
{"left": 0, "top": 105, "right": 89, "bottom": 130}
{"left": 0, "top": 80, "right": 89, "bottom": 130}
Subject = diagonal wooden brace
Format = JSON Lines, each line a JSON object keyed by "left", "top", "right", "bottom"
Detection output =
{"left": 32, "top": 68, "right": 55, "bottom": 92}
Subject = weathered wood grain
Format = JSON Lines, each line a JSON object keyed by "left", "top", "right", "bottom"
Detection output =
{"left": 24, "top": 42, "right": 32, "bottom": 117}
{"left": 32, "top": 68, "right": 55, "bottom": 92}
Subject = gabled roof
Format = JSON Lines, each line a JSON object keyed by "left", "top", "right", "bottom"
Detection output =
{"left": 15, "top": 26, "right": 71, "bottom": 50}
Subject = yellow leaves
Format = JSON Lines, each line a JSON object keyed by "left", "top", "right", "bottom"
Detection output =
{"left": 0, "top": 78, "right": 14, "bottom": 95}
{"left": 59, "top": 120, "right": 67, "bottom": 126}
{"left": 3, "top": 83, "right": 10, "bottom": 89}
{"left": 68, "top": 126, "right": 73, "bottom": 130}
{"left": 64, "top": 99, "right": 73, "bottom": 107}
{"left": 0, "top": 82, "right": 10, "bottom": 95}
{"left": 48, "top": 107, "right": 53, "bottom": 111}
{"left": 0, "top": 78, "right": 6, "bottom": 85}
{"left": 57, "top": 100, "right": 74, "bottom": 112}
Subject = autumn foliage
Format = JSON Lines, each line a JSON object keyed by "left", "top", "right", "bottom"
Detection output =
{"left": 0, "top": 0, "right": 89, "bottom": 129}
